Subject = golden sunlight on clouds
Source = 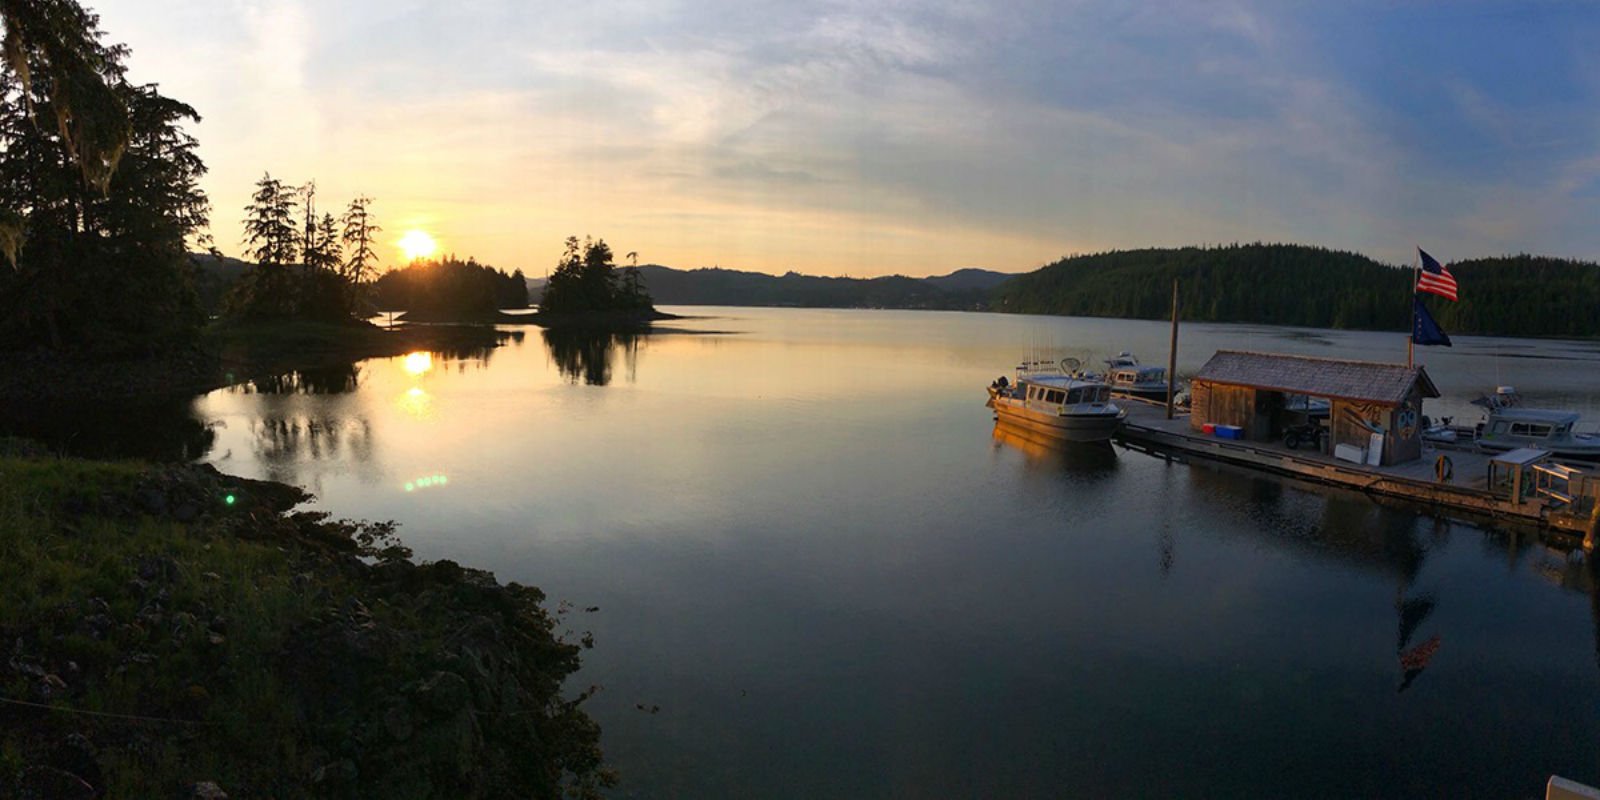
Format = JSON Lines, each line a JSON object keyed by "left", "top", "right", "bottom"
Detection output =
{"left": 398, "top": 230, "right": 438, "bottom": 262}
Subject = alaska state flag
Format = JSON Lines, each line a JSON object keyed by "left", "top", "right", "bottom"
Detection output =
{"left": 1413, "top": 295, "right": 1452, "bottom": 347}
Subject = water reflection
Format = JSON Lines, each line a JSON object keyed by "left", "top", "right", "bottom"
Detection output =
{"left": 234, "top": 364, "right": 363, "bottom": 395}
{"left": 246, "top": 415, "right": 375, "bottom": 484}
{"left": 541, "top": 327, "right": 640, "bottom": 386}
{"left": 991, "top": 422, "right": 1120, "bottom": 475}
{"left": 3, "top": 396, "right": 215, "bottom": 461}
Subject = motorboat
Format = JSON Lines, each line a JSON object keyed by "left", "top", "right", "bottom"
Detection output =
{"left": 1423, "top": 386, "right": 1600, "bottom": 463}
{"left": 987, "top": 360, "right": 1125, "bottom": 443}
{"left": 1100, "top": 352, "right": 1175, "bottom": 401}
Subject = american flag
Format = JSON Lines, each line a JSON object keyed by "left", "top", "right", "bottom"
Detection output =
{"left": 1416, "top": 248, "right": 1458, "bottom": 301}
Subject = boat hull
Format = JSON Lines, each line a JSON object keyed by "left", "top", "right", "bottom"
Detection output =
{"left": 992, "top": 400, "right": 1123, "bottom": 443}
{"left": 1475, "top": 437, "right": 1600, "bottom": 464}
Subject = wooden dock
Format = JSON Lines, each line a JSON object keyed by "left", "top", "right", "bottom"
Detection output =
{"left": 1112, "top": 400, "right": 1600, "bottom": 545}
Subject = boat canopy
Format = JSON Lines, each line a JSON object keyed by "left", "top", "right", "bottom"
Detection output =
{"left": 1490, "top": 447, "right": 1551, "bottom": 467}
{"left": 1492, "top": 408, "right": 1581, "bottom": 425}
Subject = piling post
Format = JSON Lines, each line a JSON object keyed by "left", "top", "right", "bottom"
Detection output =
{"left": 1166, "top": 278, "right": 1180, "bottom": 420}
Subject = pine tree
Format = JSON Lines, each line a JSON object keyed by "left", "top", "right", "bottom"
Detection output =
{"left": 0, "top": 15, "right": 208, "bottom": 351}
{"left": 340, "top": 195, "right": 380, "bottom": 288}
{"left": 241, "top": 173, "right": 297, "bottom": 266}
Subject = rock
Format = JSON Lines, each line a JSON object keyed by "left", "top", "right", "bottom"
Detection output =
{"left": 200, "top": 571, "right": 221, "bottom": 581}
{"left": 16, "top": 765, "right": 95, "bottom": 800}
{"left": 136, "top": 488, "right": 167, "bottom": 515}
{"left": 414, "top": 671, "right": 470, "bottom": 714}
{"left": 173, "top": 502, "right": 199, "bottom": 522}
{"left": 190, "top": 780, "right": 229, "bottom": 799}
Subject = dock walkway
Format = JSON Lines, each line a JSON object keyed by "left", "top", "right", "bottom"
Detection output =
{"left": 1113, "top": 400, "right": 1596, "bottom": 543}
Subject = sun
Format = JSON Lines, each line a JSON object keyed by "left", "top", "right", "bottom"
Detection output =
{"left": 398, "top": 229, "right": 437, "bottom": 262}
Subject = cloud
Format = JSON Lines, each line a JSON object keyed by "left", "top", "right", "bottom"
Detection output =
{"left": 84, "top": 0, "right": 1600, "bottom": 274}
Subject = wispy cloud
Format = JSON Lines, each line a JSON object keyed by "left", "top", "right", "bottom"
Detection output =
{"left": 89, "top": 0, "right": 1600, "bottom": 274}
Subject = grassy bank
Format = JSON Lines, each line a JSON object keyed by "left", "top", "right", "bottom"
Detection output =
{"left": 0, "top": 450, "right": 610, "bottom": 798}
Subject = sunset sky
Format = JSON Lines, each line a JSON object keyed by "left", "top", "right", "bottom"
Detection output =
{"left": 93, "top": 1, "right": 1600, "bottom": 278}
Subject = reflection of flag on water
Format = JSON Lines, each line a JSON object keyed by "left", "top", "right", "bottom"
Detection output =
{"left": 1397, "top": 633, "right": 1443, "bottom": 693}
{"left": 1412, "top": 295, "right": 1452, "bottom": 347}
{"left": 1416, "top": 249, "right": 1458, "bottom": 301}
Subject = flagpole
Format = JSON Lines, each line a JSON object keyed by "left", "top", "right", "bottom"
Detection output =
{"left": 1407, "top": 248, "right": 1420, "bottom": 368}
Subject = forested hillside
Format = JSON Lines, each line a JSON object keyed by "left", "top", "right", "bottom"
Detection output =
{"left": 989, "top": 244, "right": 1600, "bottom": 337}
{"left": 629, "top": 265, "right": 1006, "bottom": 309}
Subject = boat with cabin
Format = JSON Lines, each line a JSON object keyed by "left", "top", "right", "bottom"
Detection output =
{"left": 988, "top": 359, "right": 1126, "bottom": 443}
{"left": 1423, "top": 386, "right": 1600, "bottom": 463}
{"left": 1099, "top": 352, "right": 1174, "bottom": 401}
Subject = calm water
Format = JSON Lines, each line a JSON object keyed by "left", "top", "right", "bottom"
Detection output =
{"left": 16, "top": 307, "right": 1600, "bottom": 797}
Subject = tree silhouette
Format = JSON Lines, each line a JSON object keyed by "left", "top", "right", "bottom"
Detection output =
{"left": 0, "top": 25, "right": 208, "bottom": 351}
{"left": 241, "top": 173, "right": 298, "bottom": 266}
{"left": 340, "top": 195, "right": 381, "bottom": 288}
{"left": 541, "top": 236, "right": 653, "bottom": 314}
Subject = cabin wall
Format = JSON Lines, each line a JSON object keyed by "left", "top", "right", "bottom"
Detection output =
{"left": 1189, "top": 381, "right": 1211, "bottom": 430}
{"left": 1192, "top": 382, "right": 1256, "bottom": 431}
{"left": 1330, "top": 399, "right": 1395, "bottom": 462}
{"left": 1386, "top": 386, "right": 1424, "bottom": 464}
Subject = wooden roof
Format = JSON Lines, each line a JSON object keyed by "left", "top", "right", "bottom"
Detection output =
{"left": 1194, "top": 350, "right": 1440, "bottom": 405}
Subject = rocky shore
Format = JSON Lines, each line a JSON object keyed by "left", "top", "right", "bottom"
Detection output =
{"left": 0, "top": 451, "right": 610, "bottom": 798}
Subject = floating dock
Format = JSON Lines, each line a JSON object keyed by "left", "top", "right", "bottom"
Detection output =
{"left": 1113, "top": 401, "right": 1600, "bottom": 546}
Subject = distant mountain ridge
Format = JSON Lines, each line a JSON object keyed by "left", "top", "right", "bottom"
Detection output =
{"left": 588, "top": 265, "right": 1012, "bottom": 309}
{"left": 194, "top": 245, "right": 1600, "bottom": 338}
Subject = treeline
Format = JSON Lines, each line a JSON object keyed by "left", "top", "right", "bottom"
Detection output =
{"left": 372, "top": 256, "right": 527, "bottom": 314}
{"left": 224, "top": 175, "right": 381, "bottom": 321}
{"left": 623, "top": 265, "right": 1008, "bottom": 309}
{"left": 538, "top": 237, "right": 652, "bottom": 315}
{"left": 1426, "top": 255, "right": 1600, "bottom": 337}
{"left": 0, "top": 9, "right": 209, "bottom": 354}
{"left": 990, "top": 244, "right": 1600, "bottom": 337}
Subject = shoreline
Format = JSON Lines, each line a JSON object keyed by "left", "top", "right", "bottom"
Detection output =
{"left": 0, "top": 320, "right": 515, "bottom": 404}
{"left": 0, "top": 451, "right": 612, "bottom": 797}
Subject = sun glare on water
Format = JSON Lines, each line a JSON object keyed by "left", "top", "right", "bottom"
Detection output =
{"left": 398, "top": 229, "right": 437, "bottom": 262}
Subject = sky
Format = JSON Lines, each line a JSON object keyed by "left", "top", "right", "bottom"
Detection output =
{"left": 90, "top": 0, "right": 1600, "bottom": 278}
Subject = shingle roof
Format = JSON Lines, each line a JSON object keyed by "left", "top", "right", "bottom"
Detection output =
{"left": 1193, "top": 350, "right": 1440, "bottom": 405}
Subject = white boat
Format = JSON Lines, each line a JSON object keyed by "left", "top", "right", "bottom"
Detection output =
{"left": 1425, "top": 386, "right": 1600, "bottom": 462}
{"left": 1466, "top": 387, "right": 1600, "bottom": 462}
{"left": 1100, "top": 352, "right": 1177, "bottom": 401}
{"left": 988, "top": 360, "right": 1125, "bottom": 443}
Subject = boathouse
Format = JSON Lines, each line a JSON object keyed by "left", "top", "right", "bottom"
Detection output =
{"left": 1188, "top": 351, "right": 1440, "bottom": 466}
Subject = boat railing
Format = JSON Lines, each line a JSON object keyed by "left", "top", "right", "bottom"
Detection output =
{"left": 1534, "top": 462, "right": 1599, "bottom": 514}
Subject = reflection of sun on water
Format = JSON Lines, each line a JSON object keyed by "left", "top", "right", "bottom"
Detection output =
{"left": 398, "top": 386, "right": 433, "bottom": 419}
{"left": 403, "top": 351, "right": 433, "bottom": 375}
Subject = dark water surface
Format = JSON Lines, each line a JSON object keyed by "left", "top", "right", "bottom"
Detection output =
{"left": 15, "top": 308, "right": 1600, "bottom": 797}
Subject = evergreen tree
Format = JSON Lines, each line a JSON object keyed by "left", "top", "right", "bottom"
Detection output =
{"left": 316, "top": 213, "right": 341, "bottom": 270}
{"left": 340, "top": 195, "right": 380, "bottom": 287}
{"left": 0, "top": 0, "right": 130, "bottom": 199}
{"left": 540, "top": 236, "right": 652, "bottom": 314}
{"left": 241, "top": 172, "right": 297, "bottom": 266}
{"left": 0, "top": 17, "right": 207, "bottom": 352}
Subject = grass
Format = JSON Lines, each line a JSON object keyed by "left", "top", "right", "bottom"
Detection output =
{"left": 0, "top": 455, "right": 610, "bottom": 798}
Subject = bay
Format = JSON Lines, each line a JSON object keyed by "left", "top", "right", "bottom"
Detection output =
{"left": 16, "top": 307, "right": 1600, "bottom": 797}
